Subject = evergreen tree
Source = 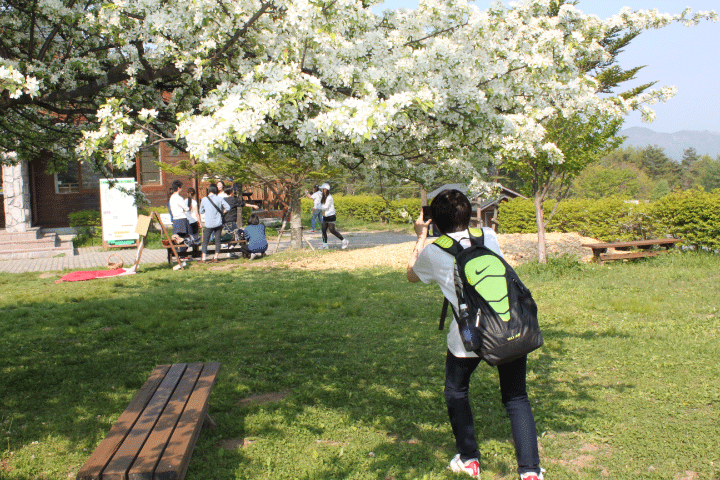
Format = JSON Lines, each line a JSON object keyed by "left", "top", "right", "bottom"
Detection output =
{"left": 639, "top": 145, "right": 681, "bottom": 182}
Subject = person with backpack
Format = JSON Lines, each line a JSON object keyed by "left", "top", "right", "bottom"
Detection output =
{"left": 199, "top": 184, "right": 231, "bottom": 263}
{"left": 406, "top": 189, "right": 544, "bottom": 480}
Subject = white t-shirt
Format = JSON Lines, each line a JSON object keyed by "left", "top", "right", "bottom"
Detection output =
{"left": 311, "top": 191, "right": 322, "bottom": 210}
{"left": 169, "top": 192, "right": 189, "bottom": 220}
{"left": 412, "top": 228, "right": 503, "bottom": 358}
{"left": 185, "top": 198, "right": 199, "bottom": 223}
{"left": 321, "top": 194, "right": 336, "bottom": 216}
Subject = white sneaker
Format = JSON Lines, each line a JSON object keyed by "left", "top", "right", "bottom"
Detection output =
{"left": 249, "top": 253, "right": 258, "bottom": 260}
{"left": 321, "top": 243, "right": 328, "bottom": 249}
{"left": 519, "top": 469, "right": 545, "bottom": 480}
{"left": 341, "top": 239, "right": 349, "bottom": 249}
{"left": 448, "top": 454, "right": 480, "bottom": 478}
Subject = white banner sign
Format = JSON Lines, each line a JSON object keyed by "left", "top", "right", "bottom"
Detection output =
{"left": 100, "top": 178, "right": 139, "bottom": 245}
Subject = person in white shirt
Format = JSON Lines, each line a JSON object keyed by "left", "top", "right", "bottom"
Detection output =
{"left": 305, "top": 184, "right": 323, "bottom": 233}
{"left": 185, "top": 187, "right": 201, "bottom": 239}
{"left": 168, "top": 180, "right": 190, "bottom": 256}
{"left": 406, "top": 189, "right": 543, "bottom": 480}
{"left": 319, "top": 183, "right": 348, "bottom": 249}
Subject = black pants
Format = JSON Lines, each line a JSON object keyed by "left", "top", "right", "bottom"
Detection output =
{"left": 321, "top": 215, "right": 343, "bottom": 243}
{"left": 444, "top": 351, "right": 541, "bottom": 475}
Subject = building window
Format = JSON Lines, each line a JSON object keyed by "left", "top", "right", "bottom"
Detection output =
{"left": 81, "top": 164, "right": 102, "bottom": 190}
{"left": 55, "top": 162, "right": 100, "bottom": 194}
{"left": 55, "top": 162, "right": 79, "bottom": 193}
{"left": 55, "top": 161, "right": 101, "bottom": 194}
{"left": 139, "top": 147, "right": 162, "bottom": 186}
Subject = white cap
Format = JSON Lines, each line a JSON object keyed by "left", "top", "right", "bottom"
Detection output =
{"left": 320, "top": 183, "right": 330, "bottom": 191}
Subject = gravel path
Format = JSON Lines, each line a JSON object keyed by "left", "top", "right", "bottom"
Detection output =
{"left": 256, "top": 231, "right": 599, "bottom": 271}
{"left": 1, "top": 230, "right": 598, "bottom": 273}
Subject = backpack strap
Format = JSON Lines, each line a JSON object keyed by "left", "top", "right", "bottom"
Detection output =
{"left": 209, "top": 198, "right": 224, "bottom": 216}
{"left": 433, "top": 228, "right": 486, "bottom": 330}
{"left": 439, "top": 298, "right": 449, "bottom": 331}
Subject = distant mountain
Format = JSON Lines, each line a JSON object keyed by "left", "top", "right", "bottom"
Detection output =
{"left": 619, "top": 127, "right": 720, "bottom": 161}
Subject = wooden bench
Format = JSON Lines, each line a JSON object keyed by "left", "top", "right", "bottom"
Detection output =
{"left": 77, "top": 362, "right": 220, "bottom": 480}
{"left": 162, "top": 238, "right": 248, "bottom": 265}
{"left": 581, "top": 238, "right": 683, "bottom": 264}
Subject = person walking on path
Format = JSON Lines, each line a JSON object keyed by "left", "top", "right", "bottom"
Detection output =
{"left": 405, "top": 189, "right": 544, "bottom": 480}
{"left": 199, "top": 185, "right": 231, "bottom": 263}
{"left": 305, "top": 184, "right": 323, "bottom": 233}
{"left": 319, "top": 183, "right": 348, "bottom": 250}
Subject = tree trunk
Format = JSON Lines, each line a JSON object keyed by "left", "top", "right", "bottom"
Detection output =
{"left": 289, "top": 183, "right": 303, "bottom": 249}
{"left": 420, "top": 186, "right": 428, "bottom": 206}
{"left": 534, "top": 193, "right": 547, "bottom": 264}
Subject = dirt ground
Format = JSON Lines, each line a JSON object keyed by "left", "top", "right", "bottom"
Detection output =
{"left": 263, "top": 232, "right": 599, "bottom": 271}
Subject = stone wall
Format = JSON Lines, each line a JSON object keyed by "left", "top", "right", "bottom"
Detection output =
{"left": 2, "top": 162, "right": 31, "bottom": 232}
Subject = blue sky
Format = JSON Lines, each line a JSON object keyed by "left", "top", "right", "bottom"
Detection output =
{"left": 374, "top": 1, "right": 720, "bottom": 133}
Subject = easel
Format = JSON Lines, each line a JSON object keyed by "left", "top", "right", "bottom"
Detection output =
{"left": 272, "top": 208, "right": 290, "bottom": 254}
{"left": 133, "top": 212, "right": 185, "bottom": 270}
{"left": 271, "top": 207, "right": 314, "bottom": 254}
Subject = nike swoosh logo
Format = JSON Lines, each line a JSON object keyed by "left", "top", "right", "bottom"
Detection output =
{"left": 474, "top": 264, "right": 490, "bottom": 276}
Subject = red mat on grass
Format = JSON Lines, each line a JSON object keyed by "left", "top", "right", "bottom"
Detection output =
{"left": 55, "top": 268, "right": 133, "bottom": 283}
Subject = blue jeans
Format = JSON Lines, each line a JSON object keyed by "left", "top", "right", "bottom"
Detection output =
{"left": 310, "top": 209, "right": 323, "bottom": 230}
{"left": 444, "top": 351, "right": 541, "bottom": 475}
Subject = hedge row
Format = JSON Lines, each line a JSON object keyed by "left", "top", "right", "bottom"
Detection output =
{"left": 653, "top": 189, "right": 720, "bottom": 251}
{"left": 301, "top": 195, "right": 420, "bottom": 224}
{"left": 498, "top": 190, "right": 720, "bottom": 250}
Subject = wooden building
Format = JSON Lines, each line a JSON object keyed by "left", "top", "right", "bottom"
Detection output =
{"left": 3, "top": 144, "right": 285, "bottom": 229}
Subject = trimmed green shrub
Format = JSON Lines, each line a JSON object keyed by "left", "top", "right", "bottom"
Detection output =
{"left": 68, "top": 209, "right": 102, "bottom": 245}
{"left": 498, "top": 197, "right": 657, "bottom": 242}
{"left": 301, "top": 195, "right": 420, "bottom": 224}
{"left": 499, "top": 191, "right": 720, "bottom": 249}
{"left": 652, "top": 189, "right": 720, "bottom": 251}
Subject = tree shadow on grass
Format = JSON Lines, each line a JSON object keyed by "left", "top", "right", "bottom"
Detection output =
{"left": 0, "top": 267, "right": 633, "bottom": 479}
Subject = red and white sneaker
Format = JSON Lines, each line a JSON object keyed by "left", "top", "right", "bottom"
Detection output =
{"left": 519, "top": 469, "right": 545, "bottom": 480}
{"left": 448, "top": 454, "right": 480, "bottom": 478}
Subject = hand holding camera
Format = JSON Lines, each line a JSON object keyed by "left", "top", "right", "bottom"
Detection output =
{"left": 414, "top": 206, "right": 432, "bottom": 238}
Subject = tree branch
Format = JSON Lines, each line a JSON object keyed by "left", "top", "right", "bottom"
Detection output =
{"left": 37, "top": 0, "right": 78, "bottom": 61}
{"left": 211, "top": 3, "right": 272, "bottom": 66}
{"left": 403, "top": 22, "right": 467, "bottom": 47}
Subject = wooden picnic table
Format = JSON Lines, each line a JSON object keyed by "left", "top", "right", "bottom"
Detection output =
{"left": 76, "top": 362, "right": 220, "bottom": 480}
{"left": 162, "top": 238, "right": 248, "bottom": 266}
{"left": 581, "top": 238, "right": 683, "bottom": 264}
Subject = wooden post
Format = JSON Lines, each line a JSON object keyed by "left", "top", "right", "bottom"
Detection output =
{"left": 272, "top": 208, "right": 290, "bottom": 254}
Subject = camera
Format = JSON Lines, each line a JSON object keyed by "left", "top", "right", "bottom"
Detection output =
{"left": 422, "top": 206, "right": 432, "bottom": 222}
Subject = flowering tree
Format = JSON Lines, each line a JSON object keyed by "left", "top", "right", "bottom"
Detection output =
{"left": 1, "top": 0, "right": 715, "bottom": 239}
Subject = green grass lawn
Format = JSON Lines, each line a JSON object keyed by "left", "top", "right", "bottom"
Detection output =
{"left": 1, "top": 251, "right": 718, "bottom": 479}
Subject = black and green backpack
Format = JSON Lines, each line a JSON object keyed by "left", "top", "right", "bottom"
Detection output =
{"left": 436, "top": 228, "right": 543, "bottom": 366}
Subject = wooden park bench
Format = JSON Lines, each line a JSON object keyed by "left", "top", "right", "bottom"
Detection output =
{"left": 581, "top": 238, "right": 683, "bottom": 264}
{"left": 77, "top": 362, "right": 220, "bottom": 480}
